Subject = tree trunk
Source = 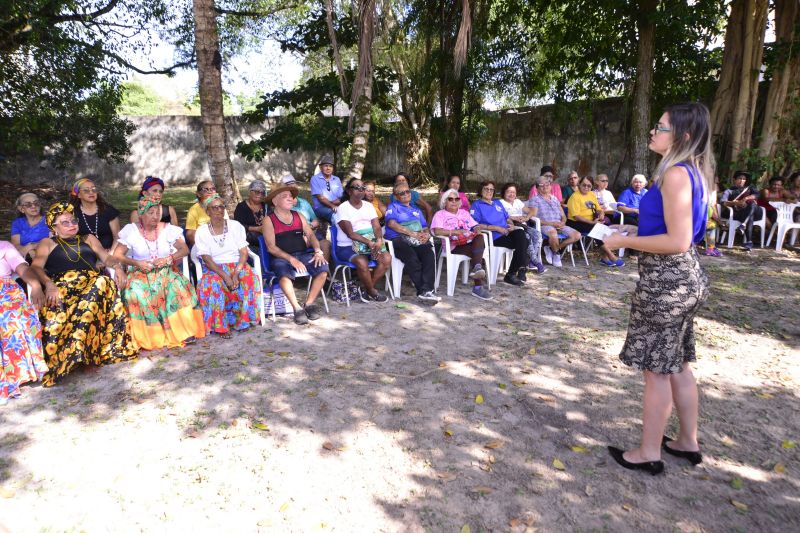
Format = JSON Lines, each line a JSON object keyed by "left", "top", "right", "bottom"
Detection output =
{"left": 192, "top": 0, "right": 240, "bottom": 213}
{"left": 345, "top": 0, "right": 376, "bottom": 181}
{"left": 757, "top": 0, "right": 800, "bottom": 159}
{"left": 630, "top": 0, "right": 659, "bottom": 176}
{"left": 347, "top": 80, "right": 373, "bottom": 181}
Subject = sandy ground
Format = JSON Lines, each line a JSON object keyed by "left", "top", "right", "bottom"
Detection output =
{"left": 0, "top": 245, "right": 798, "bottom": 533}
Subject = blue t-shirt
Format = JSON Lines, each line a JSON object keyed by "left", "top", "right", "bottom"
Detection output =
{"left": 470, "top": 199, "right": 509, "bottom": 240}
{"left": 310, "top": 173, "right": 344, "bottom": 209}
{"left": 638, "top": 163, "right": 707, "bottom": 244}
{"left": 292, "top": 196, "right": 317, "bottom": 222}
{"left": 617, "top": 187, "right": 649, "bottom": 214}
{"left": 388, "top": 190, "right": 421, "bottom": 205}
{"left": 383, "top": 202, "right": 428, "bottom": 240}
{"left": 11, "top": 216, "right": 49, "bottom": 246}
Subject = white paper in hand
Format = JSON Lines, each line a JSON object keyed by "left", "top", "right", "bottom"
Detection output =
{"left": 587, "top": 223, "right": 615, "bottom": 241}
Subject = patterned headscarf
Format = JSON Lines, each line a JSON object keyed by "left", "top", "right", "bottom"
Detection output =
{"left": 202, "top": 193, "right": 222, "bottom": 211}
{"left": 70, "top": 178, "right": 92, "bottom": 198}
{"left": 139, "top": 176, "right": 166, "bottom": 199}
{"left": 46, "top": 201, "right": 74, "bottom": 228}
{"left": 138, "top": 198, "right": 161, "bottom": 216}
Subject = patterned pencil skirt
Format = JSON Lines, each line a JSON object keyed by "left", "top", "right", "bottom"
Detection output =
{"left": 619, "top": 248, "right": 709, "bottom": 374}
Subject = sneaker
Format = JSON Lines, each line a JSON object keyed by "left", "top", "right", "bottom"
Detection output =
{"left": 503, "top": 273, "right": 523, "bottom": 286}
{"left": 600, "top": 258, "right": 615, "bottom": 267}
{"left": 517, "top": 268, "right": 527, "bottom": 282}
{"left": 304, "top": 304, "right": 322, "bottom": 321}
{"left": 417, "top": 290, "right": 442, "bottom": 303}
{"left": 702, "top": 248, "right": 716, "bottom": 256}
{"left": 543, "top": 247, "right": 553, "bottom": 265}
{"left": 743, "top": 241, "right": 753, "bottom": 251}
{"left": 360, "top": 290, "right": 388, "bottom": 303}
{"left": 614, "top": 259, "right": 625, "bottom": 267}
{"left": 469, "top": 264, "right": 486, "bottom": 280}
{"left": 552, "top": 253, "right": 563, "bottom": 268}
{"left": 471, "top": 285, "right": 493, "bottom": 300}
{"left": 294, "top": 311, "right": 309, "bottom": 325}
{"left": 710, "top": 248, "right": 723, "bottom": 257}
{"left": 535, "top": 262, "right": 548, "bottom": 274}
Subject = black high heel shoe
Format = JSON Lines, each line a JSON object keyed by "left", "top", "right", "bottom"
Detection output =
{"left": 607, "top": 446, "right": 665, "bottom": 475}
{"left": 661, "top": 436, "right": 703, "bottom": 465}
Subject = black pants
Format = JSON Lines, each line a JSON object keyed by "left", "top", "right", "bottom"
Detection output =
{"left": 493, "top": 229, "right": 528, "bottom": 274}
{"left": 391, "top": 238, "right": 436, "bottom": 294}
{"left": 731, "top": 203, "right": 762, "bottom": 242}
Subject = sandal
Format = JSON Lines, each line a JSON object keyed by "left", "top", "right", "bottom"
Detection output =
{"left": 220, "top": 331, "right": 233, "bottom": 340}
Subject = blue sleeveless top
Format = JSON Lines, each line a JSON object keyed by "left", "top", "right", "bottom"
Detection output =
{"left": 638, "top": 163, "right": 707, "bottom": 244}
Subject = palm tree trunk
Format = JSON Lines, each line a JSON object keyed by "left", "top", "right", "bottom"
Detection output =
{"left": 192, "top": 0, "right": 240, "bottom": 212}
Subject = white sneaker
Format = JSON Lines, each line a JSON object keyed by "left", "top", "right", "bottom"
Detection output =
{"left": 552, "top": 252, "right": 563, "bottom": 268}
{"left": 543, "top": 246, "right": 553, "bottom": 265}
{"left": 418, "top": 290, "right": 441, "bottom": 303}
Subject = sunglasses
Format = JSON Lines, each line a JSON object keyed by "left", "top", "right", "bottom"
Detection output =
{"left": 208, "top": 204, "right": 225, "bottom": 211}
{"left": 201, "top": 187, "right": 217, "bottom": 193}
{"left": 80, "top": 187, "right": 98, "bottom": 193}
{"left": 446, "top": 197, "right": 460, "bottom": 202}
{"left": 350, "top": 185, "right": 366, "bottom": 191}
{"left": 395, "top": 190, "right": 411, "bottom": 196}
{"left": 20, "top": 201, "right": 41, "bottom": 208}
{"left": 58, "top": 219, "right": 79, "bottom": 227}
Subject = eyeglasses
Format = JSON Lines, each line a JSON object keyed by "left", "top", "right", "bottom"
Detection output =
{"left": 579, "top": 183, "right": 592, "bottom": 188}
{"left": 598, "top": 179, "right": 608, "bottom": 183}
{"left": 80, "top": 187, "right": 98, "bottom": 193}
{"left": 58, "top": 219, "right": 79, "bottom": 227}
{"left": 653, "top": 124, "right": 672, "bottom": 133}
{"left": 350, "top": 185, "right": 366, "bottom": 191}
{"left": 201, "top": 187, "right": 217, "bottom": 193}
{"left": 543, "top": 173, "right": 554, "bottom": 178}
{"left": 208, "top": 204, "right": 225, "bottom": 211}
{"left": 395, "top": 190, "right": 411, "bottom": 196}
{"left": 20, "top": 201, "right": 41, "bottom": 208}
{"left": 446, "top": 197, "right": 460, "bottom": 202}
{"left": 483, "top": 187, "right": 495, "bottom": 192}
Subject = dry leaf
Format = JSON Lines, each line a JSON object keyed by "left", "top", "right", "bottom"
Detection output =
{"left": 511, "top": 380, "right": 528, "bottom": 387}
{"left": 730, "top": 499, "right": 748, "bottom": 512}
{"left": 487, "top": 454, "right": 496, "bottom": 464}
{"left": 731, "top": 477, "right": 743, "bottom": 490}
{"left": 322, "top": 441, "right": 334, "bottom": 451}
{"left": 538, "top": 395, "right": 556, "bottom": 403}
{"left": 436, "top": 471, "right": 458, "bottom": 482}
{"left": 552, "top": 458, "right": 566, "bottom": 470}
{"left": 336, "top": 445, "right": 348, "bottom": 451}
{"left": 443, "top": 428, "right": 454, "bottom": 437}
{"left": 754, "top": 392, "right": 774, "bottom": 399}
{"left": 278, "top": 351, "right": 290, "bottom": 357}
{"left": 461, "top": 525, "right": 471, "bottom": 533}
{"left": 587, "top": 272, "right": 597, "bottom": 279}
{"left": 720, "top": 435, "right": 735, "bottom": 447}
{"left": 0, "top": 487, "right": 15, "bottom": 499}
{"left": 479, "top": 463, "right": 492, "bottom": 472}
{"left": 780, "top": 440, "right": 796, "bottom": 449}
{"left": 484, "top": 440, "right": 503, "bottom": 449}
{"left": 622, "top": 503, "right": 633, "bottom": 512}
{"left": 774, "top": 463, "right": 786, "bottom": 474}
{"left": 475, "top": 394, "right": 484, "bottom": 404}
{"left": 252, "top": 422, "right": 269, "bottom": 431}
{"left": 279, "top": 501, "right": 290, "bottom": 512}
{"left": 570, "top": 445, "right": 589, "bottom": 453}
{"left": 509, "top": 518, "right": 522, "bottom": 528}
{"left": 498, "top": 383, "right": 507, "bottom": 389}
{"left": 470, "top": 486, "right": 493, "bottom": 495}
{"left": 585, "top": 484, "right": 594, "bottom": 496}
{"left": 438, "top": 362, "right": 447, "bottom": 368}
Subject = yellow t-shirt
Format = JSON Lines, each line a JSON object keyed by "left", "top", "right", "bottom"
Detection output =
{"left": 185, "top": 201, "right": 228, "bottom": 230}
{"left": 566, "top": 190, "right": 601, "bottom": 221}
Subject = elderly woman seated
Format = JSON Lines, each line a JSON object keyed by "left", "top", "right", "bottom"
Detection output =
{"left": 384, "top": 182, "right": 440, "bottom": 303}
{"left": 11, "top": 193, "right": 50, "bottom": 262}
{"left": 388, "top": 173, "right": 433, "bottom": 224}
{"left": 1, "top": 240, "right": 48, "bottom": 403}
{"left": 263, "top": 184, "right": 329, "bottom": 325}
{"left": 70, "top": 178, "right": 121, "bottom": 251}
{"left": 29, "top": 202, "right": 137, "bottom": 386}
{"left": 617, "top": 174, "right": 649, "bottom": 225}
{"left": 470, "top": 180, "right": 529, "bottom": 286}
{"left": 527, "top": 177, "right": 581, "bottom": 268}
{"left": 499, "top": 182, "right": 547, "bottom": 276}
{"left": 114, "top": 199, "right": 206, "bottom": 350}
{"left": 430, "top": 188, "right": 489, "bottom": 300}
{"left": 233, "top": 180, "right": 268, "bottom": 249}
{"left": 185, "top": 180, "right": 227, "bottom": 247}
{"left": 129, "top": 176, "right": 179, "bottom": 226}
{"left": 194, "top": 195, "right": 262, "bottom": 338}
{"left": 566, "top": 175, "right": 625, "bottom": 267}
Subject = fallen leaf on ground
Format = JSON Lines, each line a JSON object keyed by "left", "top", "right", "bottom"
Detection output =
{"left": 470, "top": 486, "right": 493, "bottom": 495}
{"left": 538, "top": 395, "right": 556, "bottom": 403}
{"left": 395, "top": 303, "right": 407, "bottom": 309}
{"left": 438, "top": 362, "right": 447, "bottom": 368}
{"left": 436, "top": 471, "right": 458, "bottom": 482}
{"left": 585, "top": 485, "right": 594, "bottom": 496}
{"left": 322, "top": 441, "right": 334, "bottom": 451}
{"left": 781, "top": 440, "right": 796, "bottom": 449}
{"left": 720, "top": 435, "right": 735, "bottom": 447}
{"left": 528, "top": 347, "right": 536, "bottom": 355}
{"left": 279, "top": 501, "right": 290, "bottom": 512}
{"left": 552, "top": 458, "right": 566, "bottom": 470}
{"left": 252, "top": 422, "right": 269, "bottom": 431}
{"left": 443, "top": 428, "right": 454, "bottom": 437}
{"left": 479, "top": 463, "right": 492, "bottom": 472}
{"left": 484, "top": 440, "right": 503, "bottom": 449}
{"left": 509, "top": 518, "right": 522, "bottom": 527}
{"left": 498, "top": 383, "right": 507, "bottom": 389}
{"left": 475, "top": 394, "right": 484, "bottom": 404}
{"left": 487, "top": 454, "right": 496, "bottom": 464}
{"left": 511, "top": 380, "right": 527, "bottom": 387}
{"left": 570, "top": 445, "right": 589, "bottom": 453}
{"left": 731, "top": 477, "right": 743, "bottom": 490}
{"left": 461, "top": 525, "right": 471, "bottom": 533}
{"left": 731, "top": 499, "right": 748, "bottom": 512}
{"left": 622, "top": 503, "right": 633, "bottom": 512}
{"left": 774, "top": 463, "right": 786, "bottom": 474}
{"left": 0, "top": 488, "right": 15, "bottom": 498}
{"left": 278, "top": 351, "right": 290, "bottom": 357}
{"left": 754, "top": 392, "right": 773, "bottom": 399}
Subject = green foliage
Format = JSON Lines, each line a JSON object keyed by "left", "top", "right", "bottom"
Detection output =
{"left": 120, "top": 81, "right": 168, "bottom": 116}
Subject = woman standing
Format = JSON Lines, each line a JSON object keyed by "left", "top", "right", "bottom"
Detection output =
{"left": 10, "top": 193, "right": 50, "bottom": 261}
{"left": 129, "top": 176, "right": 179, "bottom": 226}
{"left": 29, "top": 202, "right": 137, "bottom": 386}
{"left": 70, "top": 178, "right": 121, "bottom": 251}
{"left": 114, "top": 199, "right": 205, "bottom": 350}
{"left": 604, "top": 102, "right": 713, "bottom": 475}
{"left": 1, "top": 241, "right": 47, "bottom": 404}
{"left": 195, "top": 195, "right": 261, "bottom": 338}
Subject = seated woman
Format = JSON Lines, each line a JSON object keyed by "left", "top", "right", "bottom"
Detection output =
{"left": 233, "top": 180, "right": 268, "bottom": 249}
{"left": 114, "top": 199, "right": 206, "bottom": 350}
{"left": 470, "top": 180, "right": 529, "bottom": 286}
{"left": 758, "top": 175, "right": 791, "bottom": 230}
{"left": 439, "top": 174, "right": 471, "bottom": 211}
{"left": 527, "top": 177, "right": 582, "bottom": 267}
{"left": 388, "top": 173, "right": 433, "bottom": 224}
{"left": 561, "top": 171, "right": 580, "bottom": 207}
{"left": 430, "top": 189, "right": 489, "bottom": 300}
{"left": 499, "top": 182, "right": 547, "bottom": 275}
{"left": 29, "top": 202, "right": 137, "bottom": 386}
{"left": 566, "top": 176, "right": 625, "bottom": 267}
{"left": 593, "top": 174, "right": 616, "bottom": 222}
{"left": 194, "top": 195, "right": 261, "bottom": 338}
{"left": 335, "top": 178, "right": 392, "bottom": 302}
{"left": 364, "top": 180, "right": 387, "bottom": 224}
{"left": 11, "top": 193, "right": 50, "bottom": 261}
{"left": 1, "top": 241, "right": 48, "bottom": 404}
{"left": 129, "top": 175, "right": 179, "bottom": 226}
{"left": 185, "top": 180, "right": 227, "bottom": 247}
{"left": 70, "top": 178, "right": 121, "bottom": 251}
{"left": 263, "top": 184, "right": 329, "bottom": 325}
{"left": 384, "top": 182, "right": 440, "bottom": 303}
{"left": 280, "top": 174, "right": 331, "bottom": 259}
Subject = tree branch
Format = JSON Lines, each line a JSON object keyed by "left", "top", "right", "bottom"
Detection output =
{"left": 325, "top": 0, "right": 350, "bottom": 100}
{"left": 215, "top": 4, "right": 300, "bottom": 17}
{"left": 45, "top": 0, "right": 121, "bottom": 24}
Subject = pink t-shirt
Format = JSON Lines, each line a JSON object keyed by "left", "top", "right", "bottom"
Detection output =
{"left": 0, "top": 240, "right": 26, "bottom": 277}
{"left": 430, "top": 208, "right": 480, "bottom": 231}
{"left": 528, "top": 183, "right": 563, "bottom": 202}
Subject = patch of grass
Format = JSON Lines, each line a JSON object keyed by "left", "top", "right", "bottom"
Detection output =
{"left": 81, "top": 387, "right": 99, "bottom": 405}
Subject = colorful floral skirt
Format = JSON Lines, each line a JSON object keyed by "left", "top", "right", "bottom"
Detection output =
{"left": 197, "top": 263, "right": 261, "bottom": 334}
{"left": 121, "top": 265, "right": 206, "bottom": 350}
{"left": 40, "top": 269, "right": 138, "bottom": 387}
{"left": 1, "top": 277, "right": 47, "bottom": 404}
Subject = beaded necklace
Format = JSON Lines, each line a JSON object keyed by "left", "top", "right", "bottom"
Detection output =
{"left": 138, "top": 222, "right": 162, "bottom": 261}
{"left": 248, "top": 200, "right": 265, "bottom": 226}
{"left": 55, "top": 235, "right": 98, "bottom": 271}
{"left": 208, "top": 220, "right": 228, "bottom": 248}
{"left": 80, "top": 206, "right": 99, "bottom": 237}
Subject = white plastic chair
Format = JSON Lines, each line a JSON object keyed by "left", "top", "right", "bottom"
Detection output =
{"left": 480, "top": 229, "right": 518, "bottom": 285}
{"left": 385, "top": 238, "right": 436, "bottom": 299}
{"left": 607, "top": 202, "right": 626, "bottom": 258}
{"left": 719, "top": 204, "right": 766, "bottom": 248}
{"left": 434, "top": 235, "right": 473, "bottom": 296}
{"left": 194, "top": 251, "right": 266, "bottom": 327}
{"left": 766, "top": 202, "right": 800, "bottom": 251}
{"left": 530, "top": 217, "right": 580, "bottom": 267}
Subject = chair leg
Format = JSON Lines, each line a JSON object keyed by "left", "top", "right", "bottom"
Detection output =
{"left": 767, "top": 224, "right": 777, "bottom": 248}
{"left": 446, "top": 257, "right": 457, "bottom": 296}
{"left": 434, "top": 255, "right": 444, "bottom": 293}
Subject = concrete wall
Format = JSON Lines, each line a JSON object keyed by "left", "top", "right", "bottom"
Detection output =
{"left": 1, "top": 98, "right": 637, "bottom": 191}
